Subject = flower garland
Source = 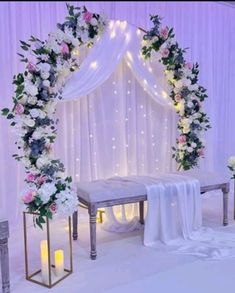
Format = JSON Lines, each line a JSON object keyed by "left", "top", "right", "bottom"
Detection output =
{"left": 1, "top": 4, "right": 107, "bottom": 228}
{"left": 228, "top": 156, "right": 235, "bottom": 179}
{"left": 141, "top": 15, "right": 211, "bottom": 170}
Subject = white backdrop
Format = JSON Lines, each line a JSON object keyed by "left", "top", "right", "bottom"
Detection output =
{"left": 0, "top": 2, "right": 235, "bottom": 223}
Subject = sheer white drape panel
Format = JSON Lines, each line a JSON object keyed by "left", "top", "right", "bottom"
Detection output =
{"left": 0, "top": 2, "right": 235, "bottom": 223}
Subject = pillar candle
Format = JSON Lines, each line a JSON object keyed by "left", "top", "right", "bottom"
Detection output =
{"left": 54, "top": 250, "right": 64, "bottom": 277}
{"left": 40, "top": 240, "right": 49, "bottom": 284}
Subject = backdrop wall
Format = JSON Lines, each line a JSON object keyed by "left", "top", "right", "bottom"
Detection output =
{"left": 0, "top": 1, "right": 234, "bottom": 223}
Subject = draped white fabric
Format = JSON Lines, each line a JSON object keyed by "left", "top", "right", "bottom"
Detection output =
{"left": 0, "top": 2, "right": 235, "bottom": 224}
{"left": 63, "top": 20, "right": 170, "bottom": 108}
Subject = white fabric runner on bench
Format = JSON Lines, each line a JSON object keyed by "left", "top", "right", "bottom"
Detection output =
{"left": 105, "top": 174, "right": 235, "bottom": 260}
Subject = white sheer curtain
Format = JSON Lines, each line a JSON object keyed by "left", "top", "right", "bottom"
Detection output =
{"left": 0, "top": 2, "right": 235, "bottom": 224}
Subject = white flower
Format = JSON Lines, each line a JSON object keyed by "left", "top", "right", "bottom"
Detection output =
{"left": 80, "top": 31, "right": 89, "bottom": 43}
{"left": 72, "top": 37, "right": 80, "bottom": 47}
{"left": 189, "top": 84, "right": 199, "bottom": 91}
{"left": 41, "top": 71, "right": 50, "bottom": 80}
{"left": 174, "top": 80, "right": 183, "bottom": 89}
{"left": 187, "top": 147, "right": 193, "bottom": 153}
{"left": 187, "top": 101, "right": 193, "bottom": 108}
{"left": 25, "top": 83, "right": 38, "bottom": 96}
{"left": 90, "top": 18, "right": 98, "bottom": 26}
{"left": 228, "top": 156, "right": 235, "bottom": 168}
{"left": 38, "top": 63, "right": 51, "bottom": 73}
{"left": 28, "top": 96, "right": 37, "bottom": 105}
{"left": 55, "top": 188, "right": 78, "bottom": 216}
{"left": 43, "top": 80, "right": 50, "bottom": 87}
{"left": 191, "top": 142, "right": 197, "bottom": 148}
{"left": 39, "top": 110, "right": 46, "bottom": 119}
{"left": 32, "top": 128, "right": 44, "bottom": 139}
{"left": 19, "top": 95, "right": 28, "bottom": 105}
{"left": 24, "top": 118, "right": 35, "bottom": 127}
{"left": 45, "top": 101, "right": 57, "bottom": 115}
{"left": 22, "top": 157, "right": 31, "bottom": 168}
{"left": 38, "top": 182, "right": 57, "bottom": 204}
{"left": 30, "top": 109, "right": 40, "bottom": 118}
{"left": 55, "top": 29, "right": 65, "bottom": 43}
{"left": 40, "top": 54, "right": 49, "bottom": 61}
{"left": 36, "top": 157, "right": 48, "bottom": 169}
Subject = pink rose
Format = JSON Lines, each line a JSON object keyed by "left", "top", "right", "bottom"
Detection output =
{"left": 83, "top": 11, "right": 93, "bottom": 23}
{"left": 160, "top": 27, "right": 169, "bottom": 39}
{"left": 49, "top": 202, "right": 57, "bottom": 213}
{"left": 15, "top": 103, "right": 24, "bottom": 115}
{"left": 37, "top": 176, "right": 47, "bottom": 185}
{"left": 26, "top": 173, "right": 36, "bottom": 182}
{"left": 27, "top": 62, "right": 37, "bottom": 72}
{"left": 161, "top": 48, "right": 169, "bottom": 58}
{"left": 178, "top": 135, "right": 186, "bottom": 144}
{"left": 198, "top": 149, "right": 204, "bottom": 157}
{"left": 185, "top": 62, "right": 193, "bottom": 70}
{"left": 22, "top": 190, "right": 37, "bottom": 204}
{"left": 61, "top": 42, "right": 69, "bottom": 55}
{"left": 175, "top": 94, "right": 182, "bottom": 102}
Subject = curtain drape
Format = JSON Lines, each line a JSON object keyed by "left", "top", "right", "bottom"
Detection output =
{"left": 0, "top": 2, "right": 235, "bottom": 224}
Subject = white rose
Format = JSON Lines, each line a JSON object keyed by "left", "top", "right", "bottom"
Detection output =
{"left": 32, "top": 129, "right": 43, "bottom": 139}
{"left": 24, "top": 118, "right": 35, "bottom": 127}
{"left": 28, "top": 96, "right": 37, "bottom": 105}
{"left": 187, "top": 101, "right": 193, "bottom": 108}
{"left": 36, "top": 157, "right": 48, "bottom": 169}
{"left": 41, "top": 71, "right": 50, "bottom": 80}
{"left": 72, "top": 38, "right": 80, "bottom": 47}
{"left": 25, "top": 84, "right": 38, "bottom": 96}
{"left": 43, "top": 80, "right": 50, "bottom": 87}
{"left": 182, "top": 78, "right": 191, "bottom": 87}
{"left": 187, "top": 147, "right": 193, "bottom": 153}
{"left": 30, "top": 109, "right": 40, "bottom": 118}
{"left": 191, "top": 142, "right": 197, "bottom": 148}
{"left": 38, "top": 62, "right": 51, "bottom": 72}
{"left": 39, "top": 110, "right": 46, "bottom": 119}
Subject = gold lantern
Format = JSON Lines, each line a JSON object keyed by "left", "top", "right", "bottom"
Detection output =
{"left": 23, "top": 212, "right": 73, "bottom": 288}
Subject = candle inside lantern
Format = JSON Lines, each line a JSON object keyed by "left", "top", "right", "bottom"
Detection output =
{"left": 40, "top": 240, "right": 49, "bottom": 284}
{"left": 54, "top": 250, "right": 64, "bottom": 277}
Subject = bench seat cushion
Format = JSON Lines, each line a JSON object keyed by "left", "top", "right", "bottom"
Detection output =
{"left": 77, "top": 172, "right": 229, "bottom": 203}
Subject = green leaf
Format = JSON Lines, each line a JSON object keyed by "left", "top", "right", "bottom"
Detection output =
{"left": 1, "top": 108, "right": 10, "bottom": 116}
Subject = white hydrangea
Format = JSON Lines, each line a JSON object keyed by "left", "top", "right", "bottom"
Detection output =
{"left": 36, "top": 157, "right": 49, "bottom": 169}
{"left": 41, "top": 71, "right": 50, "bottom": 80}
{"left": 24, "top": 117, "right": 35, "bottom": 127}
{"left": 38, "top": 182, "right": 57, "bottom": 204}
{"left": 43, "top": 80, "right": 50, "bottom": 87}
{"left": 30, "top": 109, "right": 40, "bottom": 118}
{"left": 55, "top": 188, "right": 78, "bottom": 216}
{"left": 38, "top": 62, "right": 51, "bottom": 73}
{"left": 22, "top": 157, "right": 31, "bottom": 168}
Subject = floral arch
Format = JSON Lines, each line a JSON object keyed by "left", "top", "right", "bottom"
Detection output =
{"left": 2, "top": 5, "right": 210, "bottom": 226}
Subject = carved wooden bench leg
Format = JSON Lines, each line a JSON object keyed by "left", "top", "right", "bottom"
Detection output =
{"left": 89, "top": 204, "right": 97, "bottom": 260}
{"left": 139, "top": 201, "right": 144, "bottom": 225}
{"left": 0, "top": 239, "right": 10, "bottom": 293}
{"left": 222, "top": 183, "right": 230, "bottom": 226}
{"left": 72, "top": 211, "right": 78, "bottom": 240}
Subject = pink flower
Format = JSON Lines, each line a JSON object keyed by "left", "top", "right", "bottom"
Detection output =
{"left": 26, "top": 173, "right": 36, "bottom": 182}
{"left": 175, "top": 94, "right": 182, "bottom": 102}
{"left": 27, "top": 62, "right": 37, "bottom": 72}
{"left": 83, "top": 11, "right": 93, "bottom": 23}
{"left": 22, "top": 190, "right": 37, "bottom": 204}
{"left": 37, "top": 176, "right": 47, "bottom": 185}
{"left": 46, "top": 144, "right": 53, "bottom": 153}
{"left": 49, "top": 202, "right": 57, "bottom": 213}
{"left": 185, "top": 62, "right": 193, "bottom": 70}
{"left": 198, "top": 149, "right": 204, "bottom": 157}
{"left": 161, "top": 48, "right": 169, "bottom": 58}
{"left": 178, "top": 135, "right": 186, "bottom": 144}
{"left": 160, "top": 27, "right": 169, "bottom": 39}
{"left": 61, "top": 42, "right": 69, "bottom": 55}
{"left": 15, "top": 103, "right": 24, "bottom": 115}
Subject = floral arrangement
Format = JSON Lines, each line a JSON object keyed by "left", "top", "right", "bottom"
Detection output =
{"left": 1, "top": 4, "right": 107, "bottom": 228}
{"left": 141, "top": 15, "right": 211, "bottom": 170}
{"left": 228, "top": 156, "right": 235, "bottom": 179}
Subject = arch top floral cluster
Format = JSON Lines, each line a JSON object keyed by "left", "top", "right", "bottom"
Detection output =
{"left": 2, "top": 4, "right": 107, "bottom": 228}
{"left": 141, "top": 15, "right": 211, "bottom": 170}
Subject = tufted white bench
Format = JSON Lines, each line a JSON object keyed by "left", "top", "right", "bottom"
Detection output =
{"left": 73, "top": 172, "right": 230, "bottom": 260}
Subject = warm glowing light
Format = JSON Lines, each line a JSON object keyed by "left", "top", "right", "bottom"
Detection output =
{"left": 109, "top": 20, "right": 114, "bottom": 29}
{"left": 136, "top": 29, "right": 141, "bottom": 36}
{"left": 90, "top": 61, "right": 97, "bottom": 69}
{"left": 54, "top": 250, "right": 64, "bottom": 278}
{"left": 126, "top": 51, "right": 133, "bottom": 62}
{"left": 125, "top": 33, "right": 130, "bottom": 41}
{"left": 72, "top": 48, "right": 79, "bottom": 56}
{"left": 40, "top": 240, "right": 49, "bottom": 284}
{"left": 162, "top": 91, "right": 168, "bottom": 99}
{"left": 121, "top": 21, "right": 127, "bottom": 29}
{"left": 148, "top": 67, "right": 153, "bottom": 73}
{"left": 110, "top": 30, "right": 116, "bottom": 38}
{"left": 154, "top": 84, "right": 157, "bottom": 89}
{"left": 143, "top": 79, "right": 147, "bottom": 85}
{"left": 116, "top": 20, "right": 121, "bottom": 27}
